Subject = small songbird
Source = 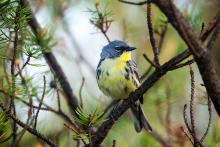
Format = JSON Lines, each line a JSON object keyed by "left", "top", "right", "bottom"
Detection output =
{"left": 96, "top": 40, "right": 152, "bottom": 132}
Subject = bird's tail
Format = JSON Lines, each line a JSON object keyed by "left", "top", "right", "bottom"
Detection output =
{"left": 131, "top": 102, "right": 152, "bottom": 132}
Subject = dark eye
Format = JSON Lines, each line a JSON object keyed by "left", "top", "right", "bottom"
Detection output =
{"left": 115, "top": 46, "right": 122, "bottom": 52}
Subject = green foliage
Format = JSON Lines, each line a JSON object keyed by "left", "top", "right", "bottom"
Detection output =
{"left": 74, "top": 106, "right": 106, "bottom": 127}
{"left": 0, "top": 0, "right": 54, "bottom": 59}
{"left": 0, "top": 0, "right": 30, "bottom": 47}
{"left": 22, "top": 29, "right": 54, "bottom": 59}
{"left": 0, "top": 112, "right": 10, "bottom": 142}
{"left": 14, "top": 76, "right": 38, "bottom": 99}
{"left": 67, "top": 107, "right": 106, "bottom": 143}
{"left": 87, "top": 2, "right": 113, "bottom": 33}
{"left": 186, "top": 2, "right": 203, "bottom": 33}
{"left": 154, "top": 13, "right": 167, "bottom": 33}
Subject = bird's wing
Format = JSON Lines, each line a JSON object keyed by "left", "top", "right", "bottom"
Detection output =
{"left": 126, "top": 60, "right": 143, "bottom": 103}
{"left": 126, "top": 60, "right": 140, "bottom": 85}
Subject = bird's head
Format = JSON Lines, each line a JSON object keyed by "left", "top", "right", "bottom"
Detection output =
{"left": 100, "top": 40, "right": 136, "bottom": 60}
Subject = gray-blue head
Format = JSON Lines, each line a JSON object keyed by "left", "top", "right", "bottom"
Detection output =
{"left": 100, "top": 40, "right": 136, "bottom": 60}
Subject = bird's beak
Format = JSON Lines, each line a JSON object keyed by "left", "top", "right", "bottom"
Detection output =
{"left": 126, "top": 47, "right": 136, "bottom": 51}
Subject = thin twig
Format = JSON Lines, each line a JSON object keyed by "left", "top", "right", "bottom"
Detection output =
{"left": 64, "top": 124, "right": 86, "bottom": 145}
{"left": 90, "top": 1, "right": 111, "bottom": 43}
{"left": 200, "top": 13, "right": 220, "bottom": 42}
{"left": 147, "top": 2, "right": 160, "bottom": 66}
{"left": 168, "top": 59, "right": 194, "bottom": 71}
{"left": 34, "top": 76, "right": 46, "bottom": 129}
{"left": 15, "top": 95, "right": 34, "bottom": 145}
{"left": 207, "top": 12, "right": 220, "bottom": 49}
{"left": 97, "top": 100, "right": 120, "bottom": 120}
{"left": 56, "top": 88, "right": 61, "bottom": 112}
{"left": 200, "top": 23, "right": 205, "bottom": 35}
{"left": 0, "top": 103, "right": 56, "bottom": 147}
{"left": 112, "top": 140, "right": 116, "bottom": 147}
{"left": 140, "top": 66, "right": 153, "bottom": 80}
{"left": 200, "top": 97, "right": 212, "bottom": 142}
{"left": 180, "top": 126, "right": 194, "bottom": 145}
{"left": 11, "top": 3, "right": 20, "bottom": 145}
{"left": 15, "top": 96, "right": 75, "bottom": 127}
{"left": 143, "top": 54, "right": 158, "bottom": 68}
{"left": 15, "top": 56, "right": 31, "bottom": 77}
{"left": 79, "top": 77, "right": 85, "bottom": 108}
{"left": 141, "top": 21, "right": 168, "bottom": 80}
{"left": 152, "top": 0, "right": 220, "bottom": 116}
{"left": 183, "top": 104, "right": 192, "bottom": 133}
{"left": 189, "top": 65, "right": 196, "bottom": 144}
{"left": 118, "top": 0, "right": 148, "bottom": 5}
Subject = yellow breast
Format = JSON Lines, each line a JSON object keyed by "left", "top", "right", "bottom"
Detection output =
{"left": 112, "top": 51, "right": 130, "bottom": 70}
{"left": 97, "top": 52, "right": 136, "bottom": 99}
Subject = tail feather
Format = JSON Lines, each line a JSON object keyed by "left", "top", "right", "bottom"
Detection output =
{"left": 131, "top": 102, "right": 152, "bottom": 132}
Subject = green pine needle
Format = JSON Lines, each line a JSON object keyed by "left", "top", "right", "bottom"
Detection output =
{"left": 0, "top": 112, "right": 10, "bottom": 142}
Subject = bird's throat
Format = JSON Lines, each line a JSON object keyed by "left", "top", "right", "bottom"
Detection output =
{"left": 119, "top": 52, "right": 131, "bottom": 62}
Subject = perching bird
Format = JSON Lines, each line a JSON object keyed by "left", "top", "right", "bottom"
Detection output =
{"left": 96, "top": 40, "right": 152, "bottom": 132}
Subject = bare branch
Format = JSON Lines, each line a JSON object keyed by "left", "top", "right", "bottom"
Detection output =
{"left": 183, "top": 104, "right": 192, "bottom": 134}
{"left": 119, "top": 0, "right": 147, "bottom": 5}
{"left": 168, "top": 59, "right": 194, "bottom": 71}
{"left": 150, "top": 0, "right": 220, "bottom": 116}
{"left": 147, "top": 2, "right": 160, "bottom": 66}
{"left": 15, "top": 56, "right": 30, "bottom": 77}
{"left": 143, "top": 54, "right": 158, "bottom": 68}
{"left": 180, "top": 126, "right": 194, "bottom": 145}
{"left": 200, "top": 97, "right": 212, "bottom": 142}
{"left": 207, "top": 13, "right": 220, "bottom": 49}
{"left": 34, "top": 76, "right": 46, "bottom": 129}
{"left": 0, "top": 103, "right": 56, "bottom": 147}
{"left": 79, "top": 77, "right": 85, "bottom": 108}
{"left": 112, "top": 140, "right": 116, "bottom": 147}
{"left": 189, "top": 65, "right": 197, "bottom": 144}
{"left": 11, "top": 3, "right": 21, "bottom": 145}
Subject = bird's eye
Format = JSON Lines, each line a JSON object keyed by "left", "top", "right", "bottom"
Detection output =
{"left": 115, "top": 46, "right": 122, "bottom": 51}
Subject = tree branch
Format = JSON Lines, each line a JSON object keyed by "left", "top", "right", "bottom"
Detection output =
{"left": 0, "top": 103, "right": 56, "bottom": 147}
{"left": 20, "top": 0, "right": 79, "bottom": 116}
{"left": 150, "top": 0, "right": 220, "bottom": 116}
{"left": 147, "top": 2, "right": 160, "bottom": 66}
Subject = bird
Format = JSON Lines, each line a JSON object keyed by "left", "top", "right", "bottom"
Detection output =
{"left": 96, "top": 40, "right": 152, "bottom": 132}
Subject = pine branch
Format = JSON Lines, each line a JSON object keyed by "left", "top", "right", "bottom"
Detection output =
{"left": 20, "top": 0, "right": 79, "bottom": 116}
{"left": 0, "top": 103, "right": 56, "bottom": 147}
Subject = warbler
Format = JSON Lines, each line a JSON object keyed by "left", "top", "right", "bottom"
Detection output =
{"left": 96, "top": 40, "right": 152, "bottom": 132}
